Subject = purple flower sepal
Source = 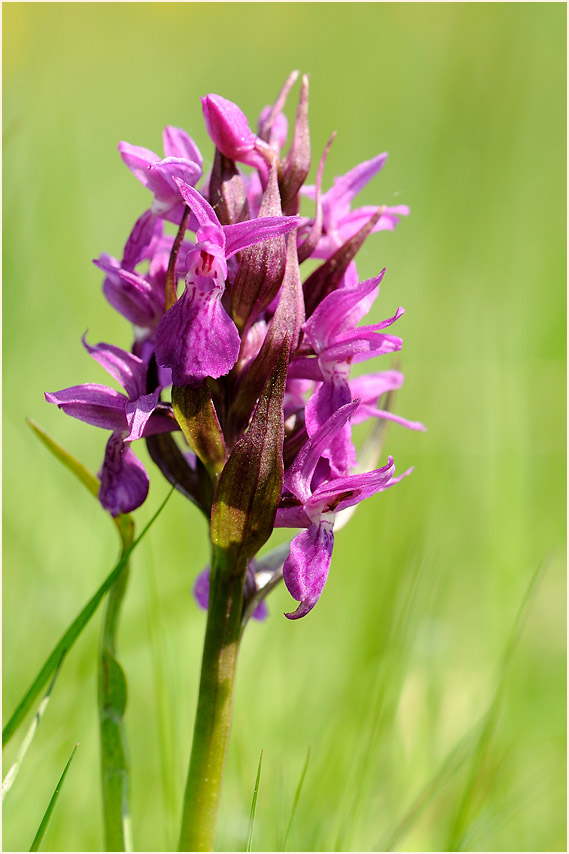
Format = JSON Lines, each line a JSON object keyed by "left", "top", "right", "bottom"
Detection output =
{"left": 278, "top": 401, "right": 410, "bottom": 618}
{"left": 119, "top": 126, "right": 203, "bottom": 269}
{"left": 98, "top": 432, "right": 150, "bottom": 516}
{"left": 45, "top": 339, "right": 176, "bottom": 515}
{"left": 94, "top": 253, "right": 167, "bottom": 334}
{"left": 202, "top": 94, "right": 274, "bottom": 183}
{"left": 297, "top": 272, "right": 404, "bottom": 476}
{"left": 154, "top": 179, "right": 301, "bottom": 386}
{"left": 302, "top": 153, "right": 410, "bottom": 260}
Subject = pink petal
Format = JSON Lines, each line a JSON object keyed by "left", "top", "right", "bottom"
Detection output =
{"left": 98, "top": 432, "right": 149, "bottom": 516}
{"left": 283, "top": 518, "right": 335, "bottom": 619}
{"left": 82, "top": 337, "right": 147, "bottom": 400}
{"left": 45, "top": 385, "right": 128, "bottom": 431}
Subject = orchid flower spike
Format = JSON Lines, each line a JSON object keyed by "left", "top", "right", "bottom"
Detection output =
{"left": 46, "top": 72, "right": 421, "bottom": 618}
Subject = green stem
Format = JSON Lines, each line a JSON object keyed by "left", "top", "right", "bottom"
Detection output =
{"left": 98, "top": 517, "right": 134, "bottom": 852}
{"left": 178, "top": 555, "right": 246, "bottom": 852}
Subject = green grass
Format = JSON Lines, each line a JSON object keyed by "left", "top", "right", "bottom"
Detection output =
{"left": 3, "top": 3, "right": 566, "bottom": 851}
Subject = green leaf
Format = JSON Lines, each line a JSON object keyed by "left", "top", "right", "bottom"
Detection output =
{"left": 27, "top": 418, "right": 99, "bottom": 497}
{"left": 172, "top": 382, "right": 226, "bottom": 480}
{"left": 26, "top": 418, "right": 134, "bottom": 544}
{"left": 2, "top": 663, "right": 63, "bottom": 801}
{"left": 2, "top": 488, "right": 173, "bottom": 748}
{"left": 246, "top": 750, "right": 263, "bottom": 853}
{"left": 29, "top": 743, "right": 78, "bottom": 852}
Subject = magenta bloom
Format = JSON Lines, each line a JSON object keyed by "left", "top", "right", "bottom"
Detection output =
{"left": 47, "top": 74, "right": 421, "bottom": 619}
{"left": 119, "top": 126, "right": 203, "bottom": 269}
{"left": 277, "top": 401, "right": 411, "bottom": 619}
{"left": 202, "top": 94, "right": 273, "bottom": 182}
{"left": 305, "top": 153, "right": 410, "bottom": 259}
{"left": 154, "top": 179, "right": 301, "bottom": 385}
{"left": 289, "top": 272, "right": 405, "bottom": 476}
{"left": 46, "top": 339, "right": 175, "bottom": 514}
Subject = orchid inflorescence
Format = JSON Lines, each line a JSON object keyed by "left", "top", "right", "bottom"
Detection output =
{"left": 46, "top": 71, "right": 423, "bottom": 620}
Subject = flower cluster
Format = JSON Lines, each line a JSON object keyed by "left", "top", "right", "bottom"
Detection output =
{"left": 46, "top": 72, "right": 423, "bottom": 619}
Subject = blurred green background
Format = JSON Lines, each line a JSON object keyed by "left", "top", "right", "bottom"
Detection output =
{"left": 3, "top": 3, "right": 566, "bottom": 852}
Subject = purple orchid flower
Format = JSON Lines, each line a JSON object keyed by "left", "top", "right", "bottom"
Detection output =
{"left": 119, "top": 126, "right": 203, "bottom": 269}
{"left": 291, "top": 272, "right": 404, "bottom": 476}
{"left": 45, "top": 338, "right": 176, "bottom": 515}
{"left": 94, "top": 230, "right": 193, "bottom": 346}
{"left": 154, "top": 179, "right": 302, "bottom": 386}
{"left": 301, "top": 153, "right": 409, "bottom": 288}
{"left": 304, "top": 153, "right": 410, "bottom": 258}
{"left": 94, "top": 253, "right": 166, "bottom": 335}
{"left": 49, "top": 75, "right": 421, "bottom": 630}
{"left": 202, "top": 94, "right": 274, "bottom": 183}
{"left": 276, "top": 401, "right": 410, "bottom": 619}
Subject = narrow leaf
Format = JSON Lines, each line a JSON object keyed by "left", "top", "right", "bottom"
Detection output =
{"left": 258, "top": 70, "right": 299, "bottom": 142}
{"left": 27, "top": 418, "right": 134, "bottom": 542}
{"left": 378, "top": 726, "right": 477, "bottom": 851}
{"left": 29, "top": 743, "right": 78, "bottom": 852}
{"left": 172, "top": 382, "right": 226, "bottom": 480}
{"left": 445, "top": 560, "right": 547, "bottom": 850}
{"left": 27, "top": 418, "right": 99, "bottom": 498}
{"left": 2, "top": 663, "right": 63, "bottom": 801}
{"left": 246, "top": 750, "right": 263, "bottom": 853}
{"left": 297, "top": 132, "right": 335, "bottom": 264}
{"left": 2, "top": 488, "right": 173, "bottom": 747}
{"left": 282, "top": 747, "right": 311, "bottom": 850}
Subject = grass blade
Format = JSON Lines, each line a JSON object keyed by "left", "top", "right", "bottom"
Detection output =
{"left": 445, "top": 560, "right": 547, "bottom": 851}
{"left": 27, "top": 419, "right": 133, "bottom": 542}
{"left": 29, "top": 743, "right": 79, "bottom": 851}
{"left": 2, "top": 662, "right": 63, "bottom": 801}
{"left": 27, "top": 418, "right": 99, "bottom": 497}
{"left": 282, "top": 746, "right": 311, "bottom": 851}
{"left": 378, "top": 725, "right": 478, "bottom": 851}
{"left": 2, "top": 488, "right": 174, "bottom": 748}
{"left": 246, "top": 750, "right": 263, "bottom": 852}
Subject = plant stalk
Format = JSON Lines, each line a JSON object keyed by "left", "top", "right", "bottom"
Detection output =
{"left": 178, "top": 555, "right": 246, "bottom": 852}
{"left": 98, "top": 516, "right": 134, "bottom": 852}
